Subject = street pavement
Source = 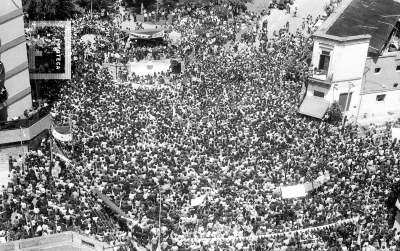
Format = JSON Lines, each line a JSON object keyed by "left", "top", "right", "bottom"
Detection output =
{"left": 262, "top": 0, "right": 331, "bottom": 38}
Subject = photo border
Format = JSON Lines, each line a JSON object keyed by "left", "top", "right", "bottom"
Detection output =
{"left": 28, "top": 20, "right": 71, "bottom": 80}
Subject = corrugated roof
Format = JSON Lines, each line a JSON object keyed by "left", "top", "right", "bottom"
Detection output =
{"left": 325, "top": 0, "right": 400, "bottom": 53}
{"left": 298, "top": 96, "right": 330, "bottom": 119}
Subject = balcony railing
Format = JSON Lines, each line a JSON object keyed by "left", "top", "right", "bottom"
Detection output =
{"left": 0, "top": 113, "right": 52, "bottom": 144}
{"left": 0, "top": 112, "right": 44, "bottom": 131}
{"left": 312, "top": 72, "right": 328, "bottom": 81}
{"left": 309, "top": 70, "right": 332, "bottom": 87}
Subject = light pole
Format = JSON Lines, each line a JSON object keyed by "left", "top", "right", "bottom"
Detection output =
{"left": 355, "top": 82, "right": 386, "bottom": 125}
{"left": 91, "top": 0, "right": 93, "bottom": 20}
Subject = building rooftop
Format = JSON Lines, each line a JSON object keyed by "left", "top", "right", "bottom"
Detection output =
{"left": 315, "top": 0, "right": 400, "bottom": 54}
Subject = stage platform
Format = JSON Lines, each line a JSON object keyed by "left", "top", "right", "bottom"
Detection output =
{"left": 103, "top": 59, "right": 171, "bottom": 79}
{"left": 129, "top": 59, "right": 171, "bottom": 76}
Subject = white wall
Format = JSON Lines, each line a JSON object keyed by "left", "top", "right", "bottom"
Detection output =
{"left": 7, "top": 95, "right": 32, "bottom": 118}
{"left": 5, "top": 68, "right": 30, "bottom": 97}
{"left": 0, "top": 16, "right": 25, "bottom": 45}
{"left": 329, "top": 42, "right": 369, "bottom": 82}
{"left": 0, "top": 0, "right": 22, "bottom": 16}
{"left": 1, "top": 43, "right": 28, "bottom": 73}
{"left": 307, "top": 79, "right": 362, "bottom": 118}
{"left": 358, "top": 90, "right": 400, "bottom": 118}
{"left": 311, "top": 38, "right": 369, "bottom": 82}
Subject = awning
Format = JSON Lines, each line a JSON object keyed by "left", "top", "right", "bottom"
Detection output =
{"left": 298, "top": 96, "right": 330, "bottom": 119}
{"left": 92, "top": 188, "right": 129, "bottom": 218}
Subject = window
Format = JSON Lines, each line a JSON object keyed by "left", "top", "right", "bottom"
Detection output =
{"left": 376, "top": 94, "right": 386, "bottom": 102}
{"left": 313, "top": 91, "right": 325, "bottom": 98}
{"left": 318, "top": 51, "right": 331, "bottom": 72}
{"left": 396, "top": 65, "right": 400, "bottom": 71}
{"left": 374, "top": 68, "right": 381, "bottom": 74}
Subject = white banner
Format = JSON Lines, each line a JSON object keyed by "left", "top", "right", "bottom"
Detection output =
{"left": 281, "top": 184, "right": 306, "bottom": 199}
{"left": 191, "top": 194, "right": 207, "bottom": 207}
{"left": 55, "top": 153, "right": 71, "bottom": 164}
{"left": 151, "top": 30, "right": 164, "bottom": 38}
{"left": 392, "top": 128, "right": 400, "bottom": 141}
{"left": 129, "top": 33, "right": 150, "bottom": 39}
{"left": 52, "top": 128, "right": 72, "bottom": 141}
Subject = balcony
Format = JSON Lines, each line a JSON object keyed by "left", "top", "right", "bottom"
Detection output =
{"left": 0, "top": 113, "right": 52, "bottom": 144}
{"left": 309, "top": 70, "right": 332, "bottom": 87}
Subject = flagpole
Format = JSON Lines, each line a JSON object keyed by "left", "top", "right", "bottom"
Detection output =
{"left": 159, "top": 186, "right": 162, "bottom": 248}
{"left": 50, "top": 136, "right": 54, "bottom": 173}
{"left": 69, "top": 114, "right": 74, "bottom": 154}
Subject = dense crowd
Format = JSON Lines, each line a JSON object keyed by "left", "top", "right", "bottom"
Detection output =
{"left": 3, "top": 0, "right": 400, "bottom": 251}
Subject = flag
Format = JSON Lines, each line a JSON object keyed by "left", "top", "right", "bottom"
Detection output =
{"left": 396, "top": 193, "right": 400, "bottom": 211}
{"left": 191, "top": 194, "right": 207, "bottom": 207}
{"left": 393, "top": 210, "right": 400, "bottom": 231}
{"left": 357, "top": 225, "right": 361, "bottom": 246}
{"left": 161, "top": 184, "right": 171, "bottom": 192}
{"left": 392, "top": 128, "right": 400, "bottom": 141}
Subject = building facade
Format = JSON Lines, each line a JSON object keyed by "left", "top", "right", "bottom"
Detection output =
{"left": 300, "top": 0, "right": 400, "bottom": 124}
{"left": 0, "top": 0, "right": 32, "bottom": 121}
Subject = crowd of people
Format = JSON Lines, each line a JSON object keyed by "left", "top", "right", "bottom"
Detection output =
{"left": 3, "top": 0, "right": 400, "bottom": 250}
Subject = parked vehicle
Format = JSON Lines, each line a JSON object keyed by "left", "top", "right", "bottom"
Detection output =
{"left": 277, "top": 0, "right": 286, "bottom": 9}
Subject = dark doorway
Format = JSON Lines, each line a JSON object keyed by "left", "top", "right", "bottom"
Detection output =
{"left": 338, "top": 92, "right": 353, "bottom": 111}
{"left": 0, "top": 106, "right": 8, "bottom": 121}
{"left": 318, "top": 51, "right": 330, "bottom": 71}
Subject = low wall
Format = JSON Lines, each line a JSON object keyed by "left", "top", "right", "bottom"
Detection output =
{"left": 0, "top": 232, "right": 111, "bottom": 251}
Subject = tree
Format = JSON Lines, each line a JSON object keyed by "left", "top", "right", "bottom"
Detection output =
{"left": 76, "top": 0, "right": 114, "bottom": 12}
{"left": 326, "top": 100, "right": 342, "bottom": 125}
{"left": 23, "top": 0, "right": 82, "bottom": 21}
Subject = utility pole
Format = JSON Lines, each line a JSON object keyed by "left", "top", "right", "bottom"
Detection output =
{"left": 91, "top": 0, "right": 93, "bottom": 19}
{"left": 19, "top": 127, "right": 25, "bottom": 172}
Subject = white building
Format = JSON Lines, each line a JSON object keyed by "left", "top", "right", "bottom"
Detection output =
{"left": 299, "top": 0, "right": 400, "bottom": 125}
{"left": 0, "top": 0, "right": 33, "bottom": 120}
